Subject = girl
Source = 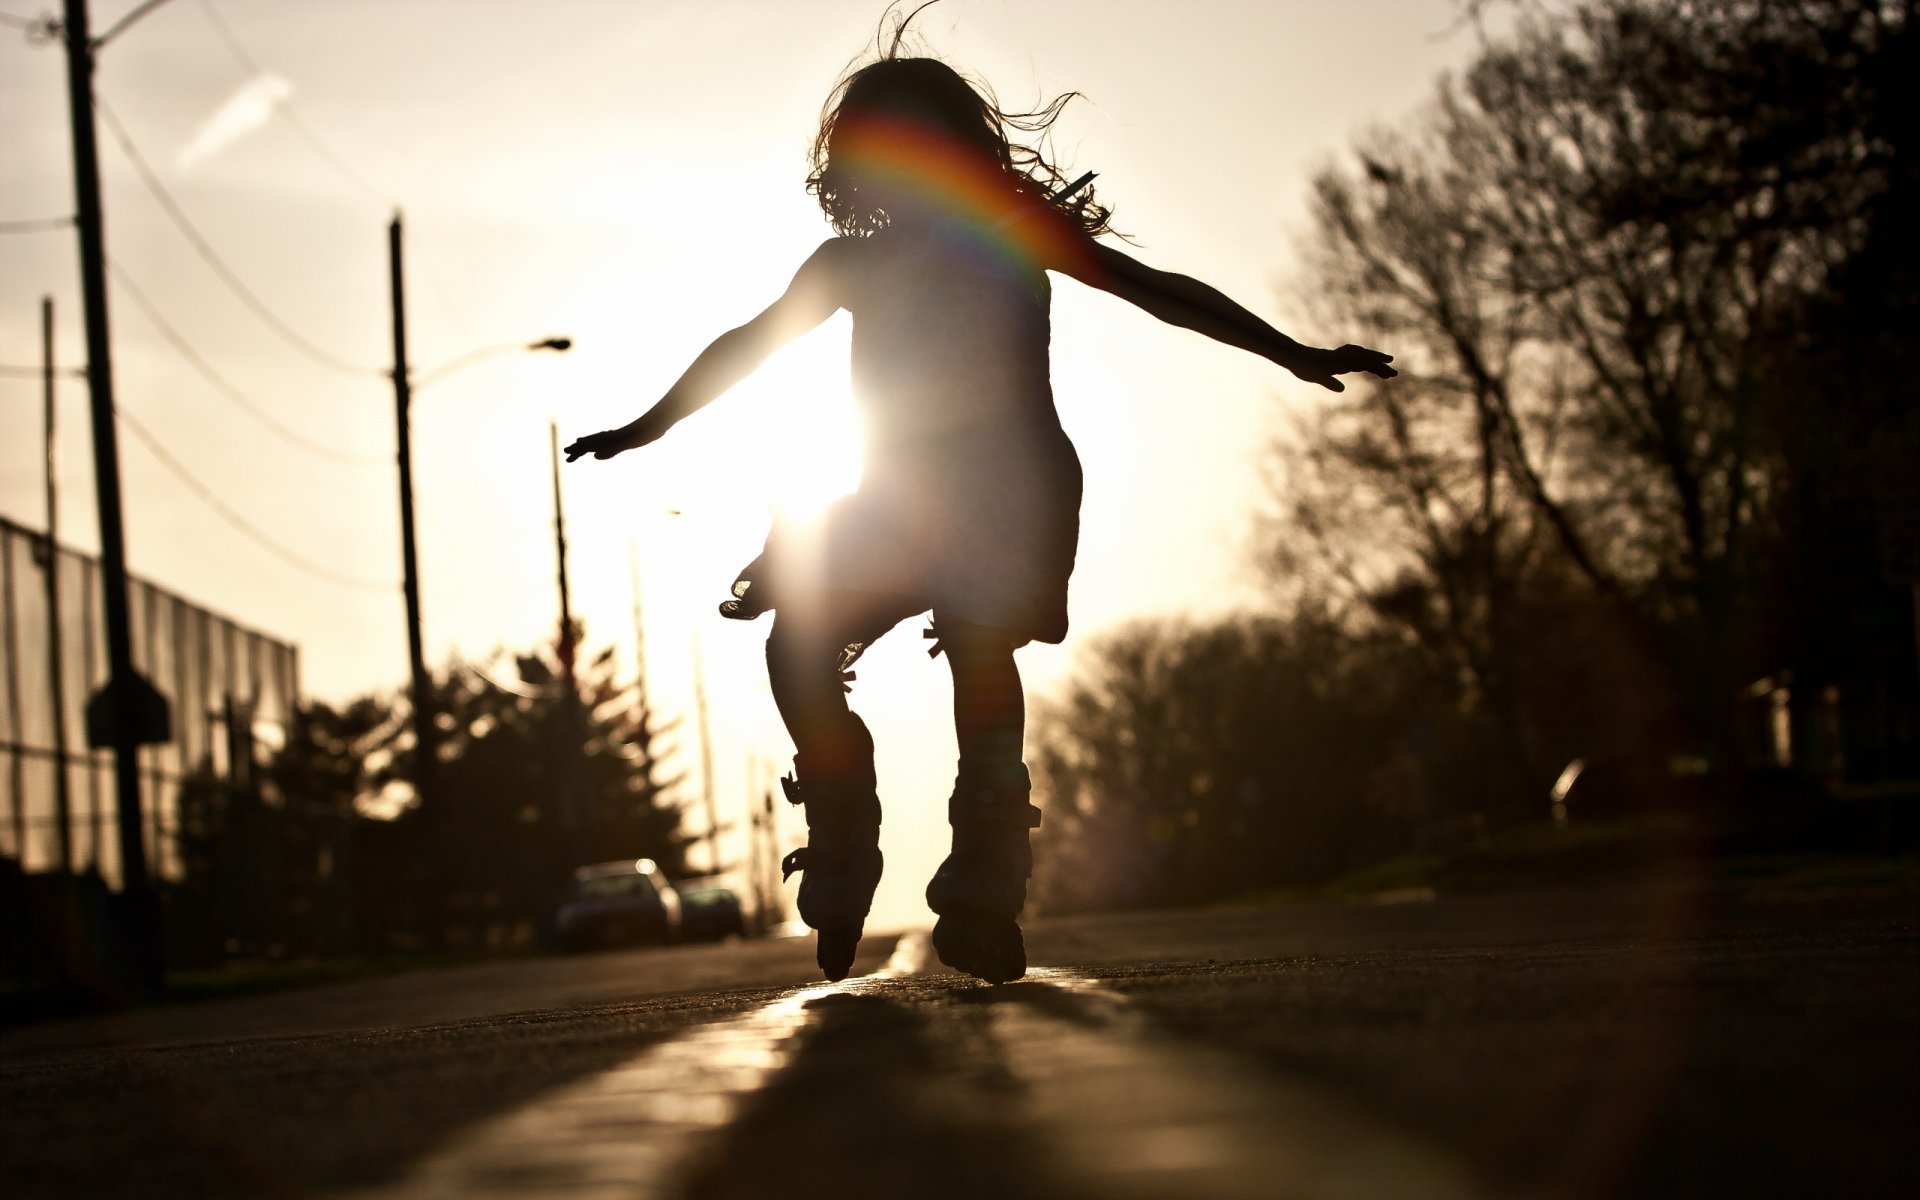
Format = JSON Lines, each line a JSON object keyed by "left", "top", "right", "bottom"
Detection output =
{"left": 566, "top": 42, "right": 1395, "bottom": 985}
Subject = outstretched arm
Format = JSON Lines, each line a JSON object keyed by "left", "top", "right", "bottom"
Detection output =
{"left": 1050, "top": 240, "right": 1395, "bottom": 392}
{"left": 565, "top": 239, "right": 853, "bottom": 462}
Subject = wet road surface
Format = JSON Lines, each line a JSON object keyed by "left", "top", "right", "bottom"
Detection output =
{"left": 2, "top": 877, "right": 1914, "bottom": 1199}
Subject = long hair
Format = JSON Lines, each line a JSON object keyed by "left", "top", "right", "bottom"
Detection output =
{"left": 807, "top": 4, "right": 1114, "bottom": 240}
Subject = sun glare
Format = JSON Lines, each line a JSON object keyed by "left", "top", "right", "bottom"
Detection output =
{"left": 721, "top": 317, "right": 864, "bottom": 520}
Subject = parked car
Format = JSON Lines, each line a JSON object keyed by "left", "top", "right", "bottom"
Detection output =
{"left": 1549, "top": 753, "right": 1716, "bottom": 824}
{"left": 674, "top": 876, "right": 749, "bottom": 942}
{"left": 554, "top": 859, "right": 681, "bottom": 951}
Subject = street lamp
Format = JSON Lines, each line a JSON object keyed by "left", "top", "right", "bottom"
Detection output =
{"left": 388, "top": 212, "right": 569, "bottom": 846}
{"left": 414, "top": 336, "right": 572, "bottom": 389}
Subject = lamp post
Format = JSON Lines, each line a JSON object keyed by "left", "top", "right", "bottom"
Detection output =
{"left": 388, "top": 211, "right": 569, "bottom": 870}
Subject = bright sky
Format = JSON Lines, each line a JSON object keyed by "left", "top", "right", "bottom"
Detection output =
{"left": 0, "top": 0, "right": 1500, "bottom": 928}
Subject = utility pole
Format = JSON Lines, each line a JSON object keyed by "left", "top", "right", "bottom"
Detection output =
{"left": 43, "top": 296, "right": 74, "bottom": 876}
{"left": 62, "top": 0, "right": 166, "bottom": 988}
{"left": 549, "top": 419, "right": 586, "bottom": 864}
{"left": 628, "top": 542, "right": 649, "bottom": 720}
{"left": 390, "top": 217, "right": 572, "bottom": 913}
{"left": 549, "top": 420, "right": 577, "bottom": 694}
{"left": 627, "top": 542, "right": 662, "bottom": 834}
{"left": 389, "top": 213, "right": 438, "bottom": 834}
{"left": 691, "top": 634, "right": 719, "bottom": 875}
{"left": 747, "top": 755, "right": 780, "bottom": 931}
{"left": 761, "top": 768, "right": 780, "bottom": 927}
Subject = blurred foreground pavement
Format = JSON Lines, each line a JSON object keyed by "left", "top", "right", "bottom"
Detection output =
{"left": 2, "top": 872, "right": 1914, "bottom": 1200}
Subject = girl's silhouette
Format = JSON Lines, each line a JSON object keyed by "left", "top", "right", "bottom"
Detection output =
{"left": 567, "top": 24, "right": 1394, "bottom": 984}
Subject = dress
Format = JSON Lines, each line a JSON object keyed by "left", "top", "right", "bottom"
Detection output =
{"left": 720, "top": 218, "right": 1083, "bottom": 648}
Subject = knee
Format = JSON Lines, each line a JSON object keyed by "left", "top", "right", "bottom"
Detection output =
{"left": 938, "top": 618, "right": 1017, "bottom": 667}
{"left": 766, "top": 616, "right": 840, "bottom": 702}
{"left": 765, "top": 621, "right": 807, "bottom": 697}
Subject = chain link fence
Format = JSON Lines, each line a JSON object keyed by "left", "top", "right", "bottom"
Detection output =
{"left": 0, "top": 514, "right": 300, "bottom": 888}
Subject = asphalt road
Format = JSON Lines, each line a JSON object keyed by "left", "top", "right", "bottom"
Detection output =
{"left": 2, "top": 873, "right": 1914, "bottom": 1200}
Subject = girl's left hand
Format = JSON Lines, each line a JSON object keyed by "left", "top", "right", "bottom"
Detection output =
{"left": 1287, "top": 344, "right": 1398, "bottom": 392}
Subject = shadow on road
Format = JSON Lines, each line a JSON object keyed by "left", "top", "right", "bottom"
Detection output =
{"left": 679, "top": 986, "right": 1067, "bottom": 1200}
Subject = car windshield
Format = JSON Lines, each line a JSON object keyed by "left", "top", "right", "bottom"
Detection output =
{"left": 574, "top": 872, "right": 656, "bottom": 900}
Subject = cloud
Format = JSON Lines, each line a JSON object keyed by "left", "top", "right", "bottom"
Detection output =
{"left": 174, "top": 73, "right": 293, "bottom": 172}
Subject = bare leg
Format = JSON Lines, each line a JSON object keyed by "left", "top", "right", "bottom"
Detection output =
{"left": 765, "top": 589, "right": 922, "bottom": 777}
{"left": 764, "top": 589, "right": 921, "bottom": 981}
{"left": 941, "top": 618, "right": 1026, "bottom": 781}
{"left": 929, "top": 617, "right": 1037, "bottom": 984}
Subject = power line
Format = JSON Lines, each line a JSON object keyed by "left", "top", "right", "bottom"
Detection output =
{"left": 114, "top": 403, "right": 396, "bottom": 592}
{"left": 93, "top": 0, "right": 175, "bottom": 50}
{"left": 186, "top": 0, "right": 482, "bottom": 387}
{"left": 0, "top": 215, "right": 74, "bottom": 233}
{"left": 190, "top": 0, "right": 491, "bottom": 358}
{"left": 92, "top": 96, "right": 381, "bottom": 380}
{"left": 107, "top": 258, "right": 389, "bottom": 467}
{"left": 194, "top": 0, "right": 391, "bottom": 208}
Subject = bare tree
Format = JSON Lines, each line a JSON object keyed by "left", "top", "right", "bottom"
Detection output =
{"left": 1278, "top": 0, "right": 1908, "bottom": 760}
